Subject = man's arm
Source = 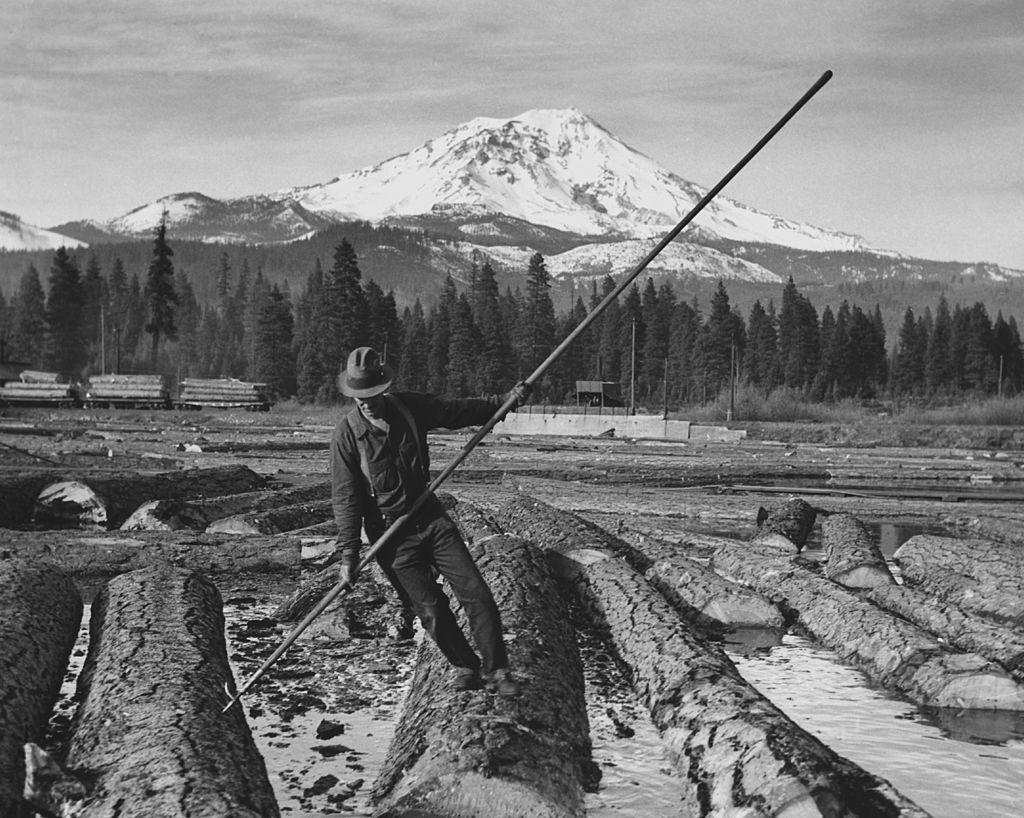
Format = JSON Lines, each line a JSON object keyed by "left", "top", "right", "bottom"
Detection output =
{"left": 330, "top": 421, "right": 366, "bottom": 582}
{"left": 416, "top": 382, "right": 531, "bottom": 430}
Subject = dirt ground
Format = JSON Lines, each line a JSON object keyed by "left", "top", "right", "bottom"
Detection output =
{"left": 4, "top": 404, "right": 1024, "bottom": 815}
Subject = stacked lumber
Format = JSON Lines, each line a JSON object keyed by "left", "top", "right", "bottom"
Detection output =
{"left": 84, "top": 373, "right": 169, "bottom": 407}
{"left": 177, "top": 377, "right": 272, "bottom": 410}
{"left": 0, "top": 370, "right": 79, "bottom": 406}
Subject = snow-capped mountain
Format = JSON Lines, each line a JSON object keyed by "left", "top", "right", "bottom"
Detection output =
{"left": 0, "top": 211, "right": 85, "bottom": 251}
{"left": 45, "top": 108, "right": 868, "bottom": 255}
{"left": 284, "top": 108, "right": 868, "bottom": 253}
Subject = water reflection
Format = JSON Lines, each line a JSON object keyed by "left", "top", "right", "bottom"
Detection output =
{"left": 918, "top": 706, "right": 1024, "bottom": 746}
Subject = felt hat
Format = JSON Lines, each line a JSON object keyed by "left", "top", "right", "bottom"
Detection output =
{"left": 338, "top": 346, "right": 394, "bottom": 398}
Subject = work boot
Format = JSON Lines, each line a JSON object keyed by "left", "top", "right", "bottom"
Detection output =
{"left": 452, "top": 666, "right": 482, "bottom": 692}
{"left": 485, "top": 668, "right": 520, "bottom": 697}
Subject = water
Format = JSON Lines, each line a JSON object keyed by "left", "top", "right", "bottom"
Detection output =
{"left": 728, "top": 635, "right": 1024, "bottom": 817}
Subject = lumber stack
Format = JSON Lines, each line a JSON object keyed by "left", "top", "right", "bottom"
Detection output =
{"left": 177, "top": 377, "right": 272, "bottom": 410}
{"left": 84, "top": 373, "right": 169, "bottom": 407}
{"left": 0, "top": 370, "right": 79, "bottom": 406}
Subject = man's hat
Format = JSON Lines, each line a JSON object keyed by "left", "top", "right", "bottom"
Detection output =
{"left": 338, "top": 346, "right": 394, "bottom": 398}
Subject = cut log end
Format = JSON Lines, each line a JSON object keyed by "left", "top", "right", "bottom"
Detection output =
{"left": 832, "top": 565, "right": 896, "bottom": 590}
{"left": 383, "top": 771, "right": 576, "bottom": 818}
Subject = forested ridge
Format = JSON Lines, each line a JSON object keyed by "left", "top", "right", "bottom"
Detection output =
{"left": 1, "top": 219, "right": 1021, "bottom": 408}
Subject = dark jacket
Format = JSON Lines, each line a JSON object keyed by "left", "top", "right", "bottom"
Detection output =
{"left": 330, "top": 391, "right": 502, "bottom": 563}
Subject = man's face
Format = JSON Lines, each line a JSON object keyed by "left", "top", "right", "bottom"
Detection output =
{"left": 355, "top": 393, "right": 386, "bottom": 419}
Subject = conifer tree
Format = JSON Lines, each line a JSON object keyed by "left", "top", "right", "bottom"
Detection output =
{"left": 325, "top": 240, "right": 369, "bottom": 400}
{"left": 144, "top": 214, "right": 179, "bottom": 370}
{"left": 745, "top": 300, "right": 777, "bottom": 390}
{"left": 925, "top": 296, "right": 953, "bottom": 394}
{"left": 8, "top": 264, "right": 47, "bottom": 364}
{"left": 295, "top": 259, "right": 330, "bottom": 402}
{"left": 107, "top": 258, "right": 129, "bottom": 369}
{"left": 124, "top": 273, "right": 146, "bottom": 370}
{"left": 397, "top": 300, "right": 430, "bottom": 392}
{"left": 254, "top": 285, "right": 296, "bottom": 399}
{"left": 668, "top": 299, "right": 701, "bottom": 404}
{"left": 812, "top": 305, "right": 839, "bottom": 401}
{"left": 515, "top": 253, "right": 556, "bottom": 394}
{"left": 174, "top": 271, "right": 202, "bottom": 377}
{"left": 469, "top": 262, "right": 511, "bottom": 394}
{"left": 44, "top": 247, "right": 86, "bottom": 378}
{"left": 82, "top": 254, "right": 106, "bottom": 372}
{"left": 427, "top": 276, "right": 457, "bottom": 394}
{"left": 446, "top": 294, "right": 480, "bottom": 395}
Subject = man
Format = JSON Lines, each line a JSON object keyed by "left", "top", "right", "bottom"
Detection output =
{"left": 331, "top": 346, "right": 529, "bottom": 696}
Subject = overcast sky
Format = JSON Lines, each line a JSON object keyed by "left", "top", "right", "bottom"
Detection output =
{"left": 3, "top": 0, "right": 1022, "bottom": 267}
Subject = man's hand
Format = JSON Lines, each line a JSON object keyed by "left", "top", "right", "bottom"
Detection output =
{"left": 508, "top": 380, "right": 531, "bottom": 409}
{"left": 338, "top": 559, "right": 358, "bottom": 587}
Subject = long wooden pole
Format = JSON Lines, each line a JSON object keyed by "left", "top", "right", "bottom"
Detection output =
{"left": 224, "top": 69, "right": 833, "bottom": 712}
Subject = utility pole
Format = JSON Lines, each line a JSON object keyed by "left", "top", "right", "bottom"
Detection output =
{"left": 630, "top": 318, "right": 636, "bottom": 416}
{"left": 728, "top": 342, "right": 736, "bottom": 421}
{"left": 100, "top": 306, "right": 106, "bottom": 375}
{"left": 114, "top": 326, "right": 121, "bottom": 375}
{"left": 999, "top": 354, "right": 1004, "bottom": 398}
{"left": 662, "top": 356, "right": 669, "bottom": 420}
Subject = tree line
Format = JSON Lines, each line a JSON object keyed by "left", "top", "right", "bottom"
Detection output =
{"left": 1, "top": 218, "right": 1022, "bottom": 407}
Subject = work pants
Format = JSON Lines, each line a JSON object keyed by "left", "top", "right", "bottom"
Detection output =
{"left": 381, "top": 508, "right": 508, "bottom": 674}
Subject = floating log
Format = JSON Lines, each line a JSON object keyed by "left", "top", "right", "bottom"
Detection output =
{"left": 121, "top": 481, "right": 331, "bottom": 531}
{"left": 492, "top": 495, "right": 927, "bottom": 816}
{"left": 501, "top": 495, "right": 781, "bottom": 630}
{"left": 821, "top": 513, "right": 896, "bottom": 589}
{"left": 863, "top": 582, "right": 1024, "bottom": 683}
{"left": 0, "top": 529, "right": 300, "bottom": 576}
{"left": 206, "top": 499, "right": 333, "bottom": 534}
{"left": 31, "top": 465, "right": 266, "bottom": 529}
{"left": 33, "top": 480, "right": 108, "bottom": 527}
{"left": 941, "top": 512, "right": 1024, "bottom": 546}
{"left": 35, "top": 567, "right": 280, "bottom": 816}
{"left": 0, "top": 559, "right": 82, "bottom": 816}
{"left": 372, "top": 533, "right": 593, "bottom": 818}
{"left": 753, "top": 497, "right": 817, "bottom": 552}
{"left": 712, "top": 542, "right": 1024, "bottom": 709}
{"left": 895, "top": 535, "right": 1024, "bottom": 627}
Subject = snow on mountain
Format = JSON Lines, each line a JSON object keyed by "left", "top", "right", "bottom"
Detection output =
{"left": 285, "top": 108, "right": 869, "bottom": 254}
{"left": 0, "top": 211, "right": 85, "bottom": 251}
{"left": 473, "top": 238, "right": 782, "bottom": 284}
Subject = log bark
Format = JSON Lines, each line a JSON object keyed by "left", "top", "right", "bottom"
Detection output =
{"left": 493, "top": 496, "right": 927, "bottom": 817}
{"left": 894, "top": 535, "right": 1024, "bottom": 627}
{"left": 121, "top": 481, "right": 331, "bottom": 531}
{"left": 863, "top": 582, "right": 1024, "bottom": 683}
{"left": 821, "top": 513, "right": 896, "bottom": 589}
{"left": 60, "top": 567, "right": 279, "bottom": 816}
{"left": 29, "top": 465, "right": 266, "bottom": 530}
{"left": 0, "top": 558, "right": 81, "bottom": 817}
{"left": 372, "top": 534, "right": 593, "bottom": 818}
{"left": 712, "top": 542, "right": 1024, "bottom": 709}
{"left": 0, "top": 529, "right": 300, "bottom": 576}
{"left": 753, "top": 497, "right": 817, "bottom": 552}
{"left": 205, "top": 499, "right": 333, "bottom": 534}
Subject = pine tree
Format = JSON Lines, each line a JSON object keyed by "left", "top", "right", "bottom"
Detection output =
{"left": 617, "top": 284, "right": 643, "bottom": 407}
{"left": 81, "top": 254, "right": 106, "bottom": 372}
{"left": 144, "top": 214, "right": 179, "bottom": 370}
{"left": 471, "top": 261, "right": 512, "bottom": 394}
{"left": 254, "top": 285, "right": 296, "bottom": 399}
{"left": 515, "top": 253, "right": 556, "bottom": 395}
{"left": 124, "top": 273, "right": 146, "bottom": 371}
{"left": 925, "top": 296, "right": 953, "bottom": 394}
{"left": 668, "top": 299, "right": 701, "bottom": 404}
{"left": 8, "top": 265, "right": 47, "bottom": 364}
{"left": 427, "top": 276, "right": 457, "bottom": 394}
{"left": 107, "top": 258, "right": 129, "bottom": 370}
{"left": 174, "top": 271, "right": 202, "bottom": 377}
{"left": 777, "top": 277, "right": 819, "bottom": 390}
{"left": 325, "top": 240, "right": 369, "bottom": 400}
{"left": 44, "top": 247, "right": 87, "bottom": 378}
{"left": 745, "top": 300, "right": 777, "bottom": 390}
{"left": 812, "top": 305, "right": 839, "bottom": 401}
{"left": 397, "top": 301, "right": 430, "bottom": 392}
{"left": 295, "top": 260, "right": 331, "bottom": 402}
{"left": 446, "top": 294, "right": 480, "bottom": 396}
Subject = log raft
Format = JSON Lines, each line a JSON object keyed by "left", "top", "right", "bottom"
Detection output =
{"left": 0, "top": 559, "right": 82, "bottom": 816}
{"left": 822, "top": 512, "right": 896, "bottom": 589}
{"left": 712, "top": 542, "right": 1024, "bottom": 710}
{"left": 895, "top": 535, "right": 1024, "bottom": 627}
{"left": 372, "top": 533, "right": 593, "bottom": 818}
{"left": 37, "top": 567, "right": 280, "bottom": 816}
{"left": 492, "top": 495, "right": 927, "bottom": 816}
